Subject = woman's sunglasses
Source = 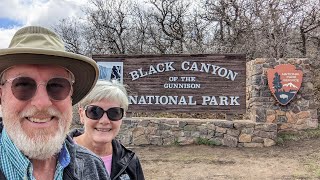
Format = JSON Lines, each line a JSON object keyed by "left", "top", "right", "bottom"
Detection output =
{"left": 2, "top": 76, "right": 73, "bottom": 101}
{"left": 85, "top": 105, "right": 124, "bottom": 121}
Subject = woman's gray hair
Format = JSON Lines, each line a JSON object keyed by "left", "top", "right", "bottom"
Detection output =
{"left": 78, "top": 80, "right": 129, "bottom": 111}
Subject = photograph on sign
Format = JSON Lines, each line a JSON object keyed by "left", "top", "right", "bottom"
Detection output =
{"left": 97, "top": 62, "right": 123, "bottom": 83}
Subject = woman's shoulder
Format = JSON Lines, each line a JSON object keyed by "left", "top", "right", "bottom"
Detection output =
{"left": 68, "top": 128, "right": 84, "bottom": 138}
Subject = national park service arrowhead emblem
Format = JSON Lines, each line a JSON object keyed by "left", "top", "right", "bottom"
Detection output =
{"left": 267, "top": 64, "right": 303, "bottom": 105}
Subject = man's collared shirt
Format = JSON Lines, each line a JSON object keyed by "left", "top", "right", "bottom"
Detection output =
{"left": 0, "top": 128, "right": 70, "bottom": 180}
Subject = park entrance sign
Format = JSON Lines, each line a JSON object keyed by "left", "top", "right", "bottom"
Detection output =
{"left": 93, "top": 54, "right": 246, "bottom": 113}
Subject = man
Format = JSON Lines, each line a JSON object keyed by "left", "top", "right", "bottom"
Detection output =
{"left": 0, "top": 26, "right": 110, "bottom": 180}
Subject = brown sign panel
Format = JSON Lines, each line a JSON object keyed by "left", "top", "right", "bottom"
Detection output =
{"left": 93, "top": 54, "right": 246, "bottom": 113}
{"left": 267, "top": 64, "right": 303, "bottom": 105}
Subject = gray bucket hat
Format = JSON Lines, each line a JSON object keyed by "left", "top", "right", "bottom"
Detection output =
{"left": 0, "top": 26, "right": 98, "bottom": 105}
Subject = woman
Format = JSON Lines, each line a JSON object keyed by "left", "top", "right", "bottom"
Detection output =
{"left": 70, "top": 80, "right": 145, "bottom": 180}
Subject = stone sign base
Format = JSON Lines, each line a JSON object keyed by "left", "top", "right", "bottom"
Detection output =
{"left": 118, "top": 118, "right": 277, "bottom": 147}
{"left": 246, "top": 58, "right": 318, "bottom": 130}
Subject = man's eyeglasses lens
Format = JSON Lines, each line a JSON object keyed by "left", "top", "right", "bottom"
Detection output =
{"left": 85, "top": 105, "right": 124, "bottom": 121}
{"left": 8, "top": 77, "right": 72, "bottom": 101}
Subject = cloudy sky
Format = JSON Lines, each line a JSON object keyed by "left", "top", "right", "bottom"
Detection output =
{"left": 0, "top": 0, "right": 88, "bottom": 48}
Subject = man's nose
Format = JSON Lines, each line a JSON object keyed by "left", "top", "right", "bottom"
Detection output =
{"left": 30, "top": 84, "right": 52, "bottom": 110}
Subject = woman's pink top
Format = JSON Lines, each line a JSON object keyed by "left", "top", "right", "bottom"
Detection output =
{"left": 101, "top": 154, "right": 113, "bottom": 175}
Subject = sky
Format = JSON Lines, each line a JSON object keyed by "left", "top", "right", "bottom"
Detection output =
{"left": 0, "top": 0, "right": 88, "bottom": 48}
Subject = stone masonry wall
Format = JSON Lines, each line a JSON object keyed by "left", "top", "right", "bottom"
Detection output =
{"left": 117, "top": 118, "right": 277, "bottom": 148}
{"left": 246, "top": 58, "right": 318, "bottom": 130}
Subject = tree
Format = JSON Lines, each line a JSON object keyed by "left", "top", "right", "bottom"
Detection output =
{"left": 53, "top": 0, "right": 320, "bottom": 59}
{"left": 272, "top": 72, "right": 282, "bottom": 93}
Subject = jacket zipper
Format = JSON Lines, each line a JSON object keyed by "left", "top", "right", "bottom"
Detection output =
{"left": 112, "top": 154, "right": 135, "bottom": 180}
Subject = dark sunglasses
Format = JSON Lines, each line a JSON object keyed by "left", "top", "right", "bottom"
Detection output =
{"left": 2, "top": 76, "right": 73, "bottom": 101}
{"left": 85, "top": 105, "right": 124, "bottom": 121}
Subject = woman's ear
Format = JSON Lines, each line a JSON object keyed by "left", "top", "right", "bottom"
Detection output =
{"left": 78, "top": 107, "right": 85, "bottom": 124}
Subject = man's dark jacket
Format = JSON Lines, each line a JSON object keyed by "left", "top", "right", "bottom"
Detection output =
{"left": 0, "top": 120, "right": 110, "bottom": 180}
{"left": 69, "top": 128, "right": 145, "bottom": 180}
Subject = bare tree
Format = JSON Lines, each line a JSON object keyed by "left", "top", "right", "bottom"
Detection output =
{"left": 296, "top": 2, "right": 320, "bottom": 56}
{"left": 201, "top": 0, "right": 255, "bottom": 54}
{"left": 145, "top": 0, "right": 191, "bottom": 53}
{"left": 54, "top": 18, "right": 85, "bottom": 54}
{"left": 53, "top": 0, "right": 320, "bottom": 59}
{"left": 85, "top": 0, "right": 132, "bottom": 54}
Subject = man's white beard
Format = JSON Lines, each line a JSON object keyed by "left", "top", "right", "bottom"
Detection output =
{"left": 2, "top": 106, "right": 72, "bottom": 160}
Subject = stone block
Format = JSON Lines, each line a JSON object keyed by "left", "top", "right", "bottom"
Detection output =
{"left": 233, "top": 120, "right": 255, "bottom": 129}
{"left": 277, "top": 115, "right": 287, "bottom": 123}
{"left": 138, "top": 120, "right": 150, "bottom": 127}
{"left": 161, "top": 130, "right": 173, "bottom": 138}
{"left": 116, "top": 134, "right": 132, "bottom": 145}
{"left": 208, "top": 130, "right": 215, "bottom": 137}
{"left": 178, "top": 137, "right": 194, "bottom": 145}
{"left": 227, "top": 129, "right": 240, "bottom": 137}
{"left": 215, "top": 132, "right": 224, "bottom": 137}
{"left": 296, "top": 118, "right": 307, "bottom": 125}
{"left": 307, "top": 119, "right": 318, "bottom": 129}
{"left": 253, "top": 130, "right": 277, "bottom": 139}
{"left": 266, "top": 110, "right": 275, "bottom": 115}
{"left": 275, "top": 110, "right": 286, "bottom": 116}
{"left": 184, "top": 125, "right": 197, "bottom": 131}
{"left": 159, "top": 123, "right": 172, "bottom": 130}
{"left": 278, "top": 123, "right": 292, "bottom": 130}
{"left": 239, "top": 134, "right": 252, "bottom": 143}
{"left": 191, "top": 131, "right": 200, "bottom": 137}
{"left": 241, "top": 128, "right": 254, "bottom": 134}
{"left": 214, "top": 120, "right": 234, "bottom": 128}
{"left": 243, "top": 143, "right": 264, "bottom": 148}
{"left": 206, "top": 123, "right": 216, "bottom": 130}
{"left": 255, "top": 123, "right": 277, "bottom": 132}
{"left": 163, "top": 137, "right": 175, "bottom": 145}
{"left": 223, "top": 135, "right": 238, "bottom": 147}
{"left": 263, "top": 139, "right": 276, "bottom": 147}
{"left": 199, "top": 128, "right": 208, "bottom": 136}
{"left": 150, "top": 136, "right": 163, "bottom": 145}
{"left": 252, "top": 137, "right": 264, "bottom": 143}
{"left": 178, "top": 121, "right": 188, "bottom": 128}
{"left": 132, "top": 135, "right": 149, "bottom": 145}
{"left": 162, "top": 119, "right": 179, "bottom": 125}
{"left": 132, "top": 127, "right": 145, "bottom": 137}
{"left": 266, "top": 114, "right": 276, "bottom": 123}
{"left": 253, "top": 64, "right": 263, "bottom": 75}
{"left": 297, "top": 111, "right": 311, "bottom": 119}
{"left": 293, "top": 124, "right": 309, "bottom": 130}
{"left": 216, "top": 127, "right": 227, "bottom": 133}
{"left": 310, "top": 110, "right": 317, "bottom": 119}
{"left": 145, "top": 127, "right": 158, "bottom": 135}
{"left": 286, "top": 111, "right": 296, "bottom": 123}
{"left": 256, "top": 109, "right": 266, "bottom": 122}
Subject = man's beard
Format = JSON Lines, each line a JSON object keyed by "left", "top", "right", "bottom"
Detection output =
{"left": 2, "top": 106, "right": 72, "bottom": 160}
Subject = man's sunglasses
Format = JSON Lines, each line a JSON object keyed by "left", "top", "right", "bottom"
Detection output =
{"left": 85, "top": 105, "right": 124, "bottom": 121}
{"left": 2, "top": 76, "right": 73, "bottom": 101}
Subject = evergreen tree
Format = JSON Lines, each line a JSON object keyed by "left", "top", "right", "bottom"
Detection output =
{"left": 273, "top": 72, "right": 282, "bottom": 93}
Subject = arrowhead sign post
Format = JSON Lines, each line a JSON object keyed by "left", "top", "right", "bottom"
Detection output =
{"left": 267, "top": 64, "right": 303, "bottom": 105}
